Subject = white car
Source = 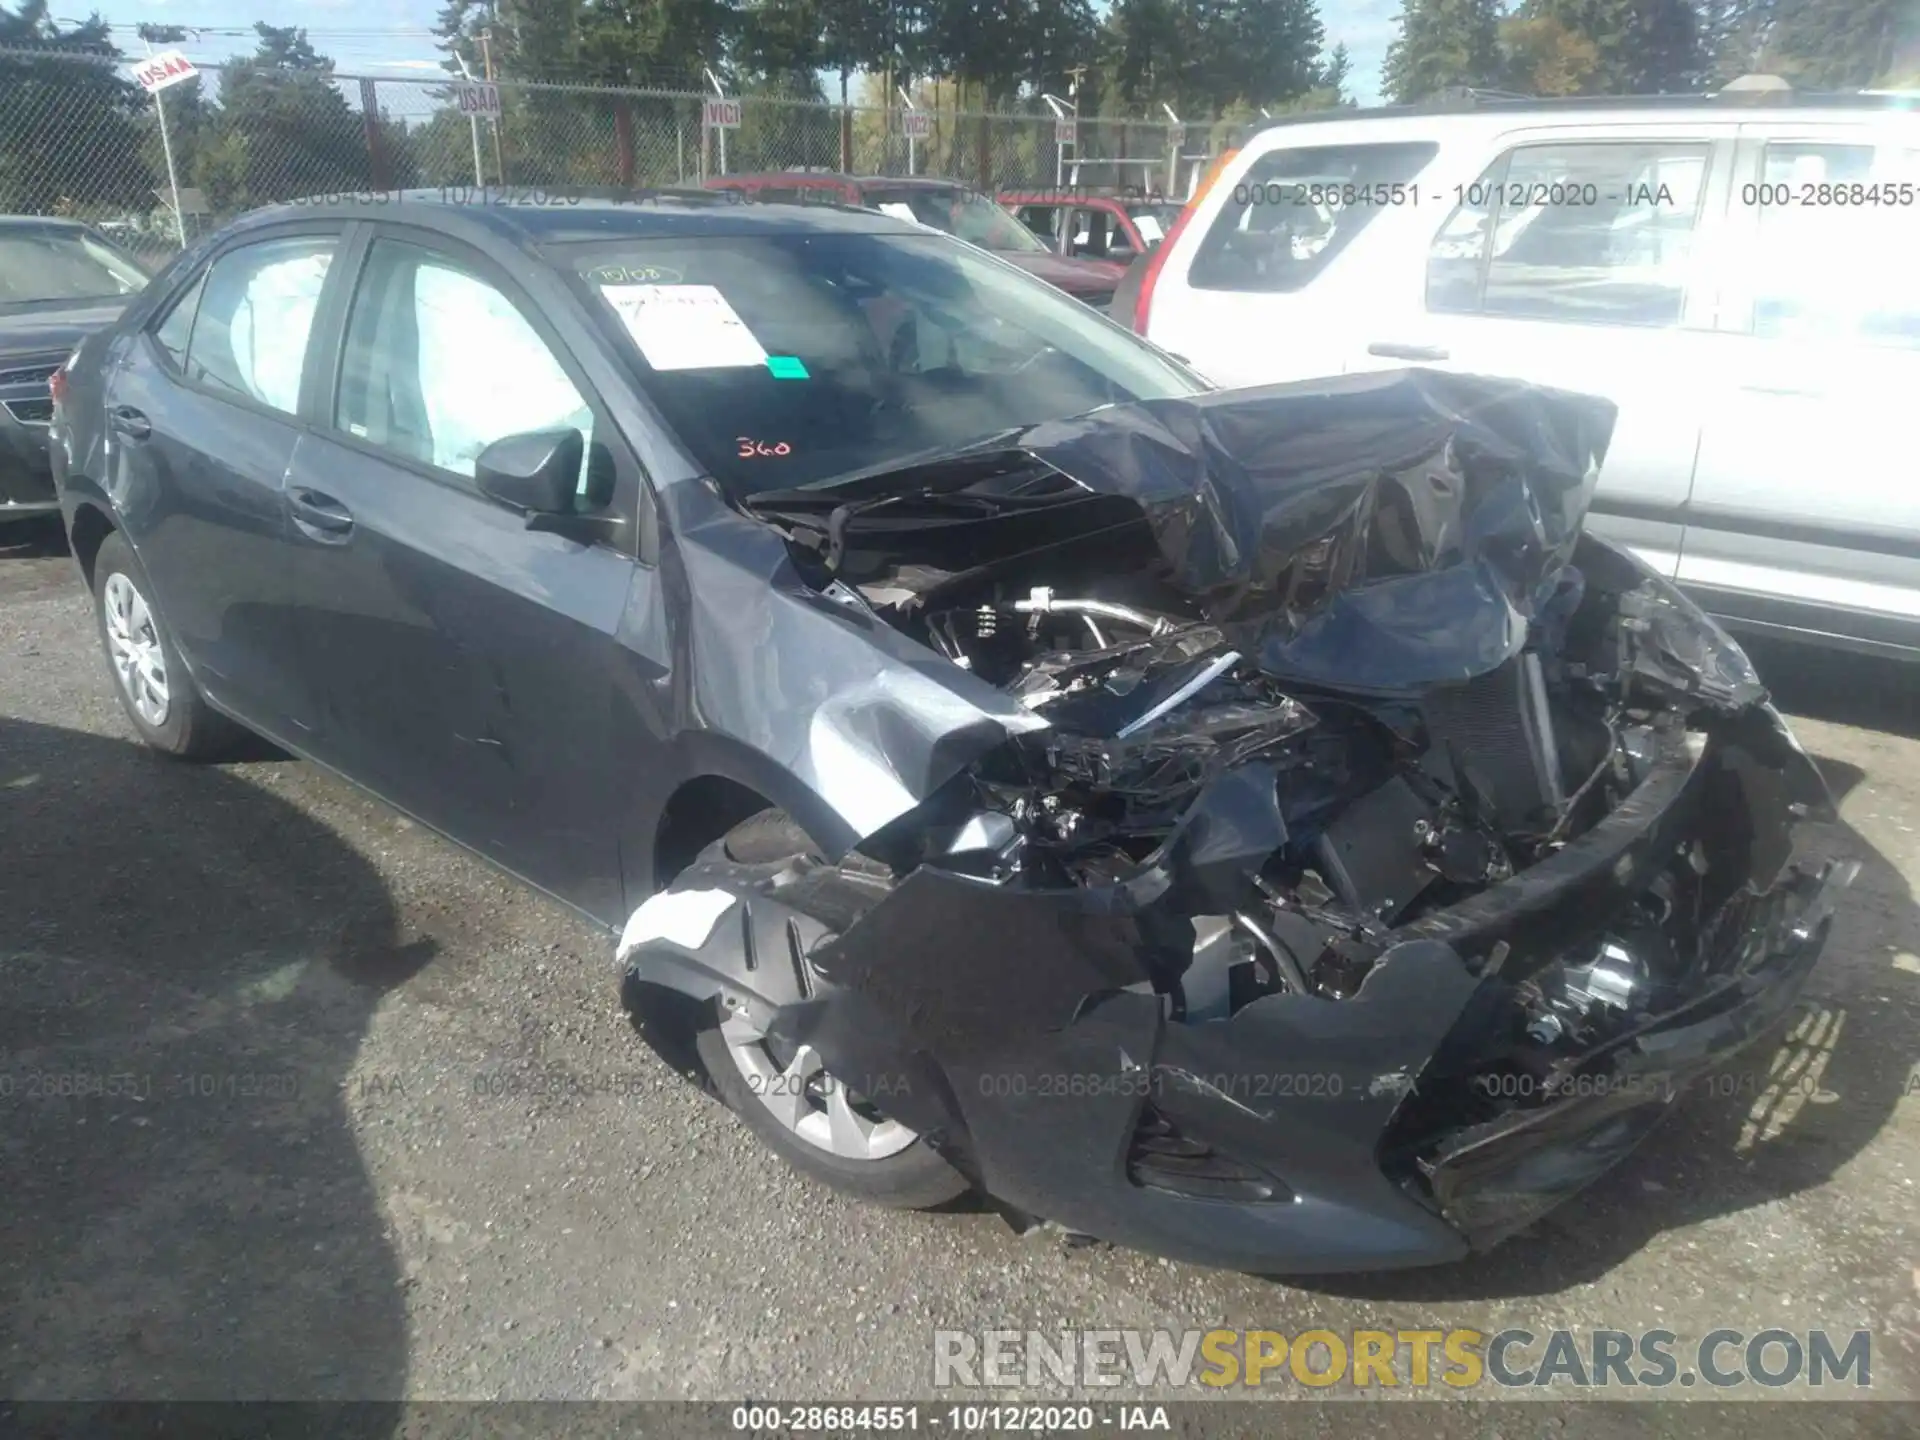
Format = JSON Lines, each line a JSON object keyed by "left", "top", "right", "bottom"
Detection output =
{"left": 1125, "top": 85, "right": 1920, "bottom": 662}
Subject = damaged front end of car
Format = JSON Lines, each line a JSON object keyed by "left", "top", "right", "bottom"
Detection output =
{"left": 622, "top": 368, "right": 1854, "bottom": 1273}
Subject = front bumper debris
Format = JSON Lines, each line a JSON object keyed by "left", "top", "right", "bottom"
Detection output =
{"left": 622, "top": 700, "right": 1850, "bottom": 1273}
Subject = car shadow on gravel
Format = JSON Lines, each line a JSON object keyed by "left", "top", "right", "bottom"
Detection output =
{"left": 1283, "top": 739, "right": 1919, "bottom": 1303}
{"left": 0, "top": 717, "right": 434, "bottom": 1413}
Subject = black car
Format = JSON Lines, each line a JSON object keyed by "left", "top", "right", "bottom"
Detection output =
{"left": 52, "top": 191, "right": 1851, "bottom": 1273}
{"left": 1, "top": 216, "right": 149, "bottom": 526}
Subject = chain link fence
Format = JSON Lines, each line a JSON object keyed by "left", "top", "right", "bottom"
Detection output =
{"left": 0, "top": 43, "right": 1231, "bottom": 264}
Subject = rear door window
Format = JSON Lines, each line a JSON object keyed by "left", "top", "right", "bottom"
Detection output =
{"left": 1744, "top": 141, "right": 1920, "bottom": 348}
{"left": 182, "top": 234, "right": 336, "bottom": 415}
{"left": 1187, "top": 141, "right": 1438, "bottom": 293}
{"left": 1425, "top": 140, "right": 1712, "bottom": 328}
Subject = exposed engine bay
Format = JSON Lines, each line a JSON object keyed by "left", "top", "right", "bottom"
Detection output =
{"left": 787, "top": 498, "right": 1794, "bottom": 1088}
{"left": 628, "top": 370, "right": 1850, "bottom": 1269}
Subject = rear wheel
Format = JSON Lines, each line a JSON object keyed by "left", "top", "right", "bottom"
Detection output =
{"left": 682, "top": 811, "right": 971, "bottom": 1211}
{"left": 91, "top": 530, "right": 245, "bottom": 760}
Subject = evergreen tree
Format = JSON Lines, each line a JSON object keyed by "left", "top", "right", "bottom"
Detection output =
{"left": 1763, "top": 0, "right": 1916, "bottom": 87}
{"left": 1216, "top": 0, "right": 1325, "bottom": 110}
{"left": 0, "top": 2, "right": 150, "bottom": 214}
{"left": 1381, "top": 0, "right": 1505, "bottom": 103}
{"left": 1510, "top": 0, "right": 1704, "bottom": 93}
{"left": 214, "top": 24, "right": 370, "bottom": 206}
{"left": 1320, "top": 41, "right": 1354, "bottom": 103}
{"left": 1697, "top": 0, "right": 1777, "bottom": 81}
{"left": 1098, "top": 0, "right": 1189, "bottom": 113}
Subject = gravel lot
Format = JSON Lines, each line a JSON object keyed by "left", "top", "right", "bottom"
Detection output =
{"left": 4, "top": 516, "right": 1919, "bottom": 1424}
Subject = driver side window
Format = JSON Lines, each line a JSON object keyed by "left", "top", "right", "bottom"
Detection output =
{"left": 335, "top": 238, "right": 603, "bottom": 497}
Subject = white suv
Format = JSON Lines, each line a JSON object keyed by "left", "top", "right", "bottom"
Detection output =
{"left": 1126, "top": 89, "right": 1920, "bottom": 663}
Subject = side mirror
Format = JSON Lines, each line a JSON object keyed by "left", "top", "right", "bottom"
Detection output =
{"left": 475, "top": 428, "right": 583, "bottom": 515}
{"left": 475, "top": 428, "right": 624, "bottom": 543}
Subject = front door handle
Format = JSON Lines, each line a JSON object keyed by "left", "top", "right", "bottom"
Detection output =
{"left": 109, "top": 405, "right": 151, "bottom": 440}
{"left": 1368, "top": 342, "right": 1451, "bottom": 362}
{"left": 290, "top": 488, "right": 355, "bottom": 543}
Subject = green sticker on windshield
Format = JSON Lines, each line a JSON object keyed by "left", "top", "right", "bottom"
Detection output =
{"left": 766, "top": 355, "right": 810, "bottom": 380}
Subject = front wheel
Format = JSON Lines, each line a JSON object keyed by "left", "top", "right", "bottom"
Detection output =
{"left": 681, "top": 812, "right": 970, "bottom": 1211}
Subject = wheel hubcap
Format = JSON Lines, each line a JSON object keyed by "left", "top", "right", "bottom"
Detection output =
{"left": 721, "top": 1009, "right": 918, "bottom": 1161}
{"left": 103, "top": 572, "right": 170, "bottom": 728}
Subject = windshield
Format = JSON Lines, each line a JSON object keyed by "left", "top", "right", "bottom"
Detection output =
{"left": 861, "top": 186, "right": 1050, "bottom": 253}
{"left": 0, "top": 227, "right": 148, "bottom": 306}
{"left": 569, "top": 230, "right": 1201, "bottom": 497}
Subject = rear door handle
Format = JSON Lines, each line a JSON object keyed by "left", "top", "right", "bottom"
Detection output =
{"left": 290, "top": 488, "right": 355, "bottom": 543}
{"left": 109, "top": 405, "right": 151, "bottom": 440}
{"left": 1368, "top": 342, "right": 1451, "bottom": 362}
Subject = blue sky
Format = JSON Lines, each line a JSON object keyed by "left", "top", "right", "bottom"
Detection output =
{"left": 74, "top": 0, "right": 1400, "bottom": 106}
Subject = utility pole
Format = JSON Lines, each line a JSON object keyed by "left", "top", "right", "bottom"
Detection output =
{"left": 480, "top": 26, "right": 505, "bottom": 182}
{"left": 454, "top": 50, "right": 487, "bottom": 186}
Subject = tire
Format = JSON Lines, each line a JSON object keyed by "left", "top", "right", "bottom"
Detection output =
{"left": 683, "top": 810, "right": 971, "bottom": 1211}
{"left": 91, "top": 530, "right": 246, "bottom": 760}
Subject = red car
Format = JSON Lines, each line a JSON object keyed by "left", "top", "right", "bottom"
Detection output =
{"left": 702, "top": 173, "right": 1128, "bottom": 308}
{"left": 998, "top": 191, "right": 1185, "bottom": 265}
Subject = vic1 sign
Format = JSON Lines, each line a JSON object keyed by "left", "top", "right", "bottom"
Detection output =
{"left": 455, "top": 83, "right": 502, "bottom": 117}
{"left": 129, "top": 50, "right": 198, "bottom": 94}
{"left": 704, "top": 98, "right": 743, "bottom": 130}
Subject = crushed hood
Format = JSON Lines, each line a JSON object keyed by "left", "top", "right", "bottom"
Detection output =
{"left": 1011, "top": 369, "right": 1619, "bottom": 693}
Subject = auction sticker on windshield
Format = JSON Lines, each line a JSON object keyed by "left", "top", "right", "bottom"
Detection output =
{"left": 598, "top": 283, "right": 769, "bottom": 371}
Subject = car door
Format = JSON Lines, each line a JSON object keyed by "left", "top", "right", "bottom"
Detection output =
{"left": 280, "top": 226, "right": 643, "bottom": 918}
{"left": 102, "top": 226, "right": 345, "bottom": 736}
{"left": 1064, "top": 205, "right": 1128, "bottom": 264}
{"left": 1679, "top": 120, "right": 1920, "bottom": 656}
{"left": 1015, "top": 202, "right": 1064, "bottom": 247}
{"left": 1374, "top": 126, "right": 1741, "bottom": 578}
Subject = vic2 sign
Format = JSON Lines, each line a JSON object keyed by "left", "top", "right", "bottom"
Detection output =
{"left": 129, "top": 50, "right": 198, "bottom": 95}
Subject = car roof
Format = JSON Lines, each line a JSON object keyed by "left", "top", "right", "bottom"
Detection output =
{"left": 1246, "top": 87, "right": 1920, "bottom": 143}
{"left": 711, "top": 172, "right": 968, "bottom": 191}
{"left": 998, "top": 191, "right": 1172, "bottom": 204}
{"left": 220, "top": 189, "right": 923, "bottom": 247}
{"left": 0, "top": 214, "right": 90, "bottom": 231}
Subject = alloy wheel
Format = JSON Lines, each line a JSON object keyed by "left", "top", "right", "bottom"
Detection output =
{"left": 720, "top": 1008, "right": 918, "bottom": 1161}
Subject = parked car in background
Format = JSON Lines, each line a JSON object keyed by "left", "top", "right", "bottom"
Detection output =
{"left": 1, "top": 216, "right": 149, "bottom": 526}
{"left": 702, "top": 172, "right": 1129, "bottom": 307}
{"left": 49, "top": 190, "right": 1848, "bottom": 1274}
{"left": 1000, "top": 190, "right": 1184, "bottom": 264}
{"left": 1125, "top": 85, "right": 1920, "bottom": 663}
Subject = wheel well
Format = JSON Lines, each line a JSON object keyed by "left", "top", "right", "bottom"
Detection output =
{"left": 651, "top": 775, "right": 774, "bottom": 892}
{"left": 68, "top": 503, "right": 115, "bottom": 588}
